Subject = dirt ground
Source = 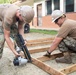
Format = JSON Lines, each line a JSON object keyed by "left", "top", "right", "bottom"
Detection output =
{"left": 0, "top": 33, "right": 76, "bottom": 75}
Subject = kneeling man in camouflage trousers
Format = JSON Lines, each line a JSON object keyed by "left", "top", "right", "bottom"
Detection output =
{"left": 44, "top": 10, "right": 76, "bottom": 64}
{"left": 0, "top": 4, "right": 34, "bottom": 58}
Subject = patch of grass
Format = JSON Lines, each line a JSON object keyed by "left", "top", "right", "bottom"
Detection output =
{"left": 30, "top": 29, "right": 57, "bottom": 35}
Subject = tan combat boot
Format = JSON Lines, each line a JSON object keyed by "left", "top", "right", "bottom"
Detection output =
{"left": 55, "top": 52, "right": 72, "bottom": 64}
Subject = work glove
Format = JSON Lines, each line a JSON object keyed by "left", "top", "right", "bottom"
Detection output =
{"left": 44, "top": 51, "right": 51, "bottom": 58}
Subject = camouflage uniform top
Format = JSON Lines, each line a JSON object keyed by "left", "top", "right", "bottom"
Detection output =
{"left": 57, "top": 19, "right": 76, "bottom": 40}
{"left": 0, "top": 4, "right": 23, "bottom": 30}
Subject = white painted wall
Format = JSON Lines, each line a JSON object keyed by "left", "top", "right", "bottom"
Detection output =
{"left": 74, "top": 0, "right": 76, "bottom": 12}
{"left": 60, "top": 0, "right": 65, "bottom": 12}
{"left": 34, "top": 0, "right": 75, "bottom": 17}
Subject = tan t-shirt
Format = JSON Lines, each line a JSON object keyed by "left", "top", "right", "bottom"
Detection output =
{"left": 0, "top": 4, "right": 23, "bottom": 30}
{"left": 57, "top": 19, "right": 76, "bottom": 39}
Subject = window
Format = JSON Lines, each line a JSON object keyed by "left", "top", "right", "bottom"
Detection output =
{"left": 46, "top": 0, "right": 52, "bottom": 15}
{"left": 66, "top": 0, "right": 74, "bottom": 12}
{"left": 46, "top": 0, "right": 60, "bottom": 15}
{"left": 54, "top": 0, "right": 60, "bottom": 10}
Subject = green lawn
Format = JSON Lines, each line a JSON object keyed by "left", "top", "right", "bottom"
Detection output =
{"left": 30, "top": 29, "right": 57, "bottom": 35}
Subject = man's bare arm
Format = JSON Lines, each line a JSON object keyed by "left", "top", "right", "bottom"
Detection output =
{"left": 48, "top": 37, "right": 63, "bottom": 53}
{"left": 4, "top": 28, "right": 20, "bottom": 57}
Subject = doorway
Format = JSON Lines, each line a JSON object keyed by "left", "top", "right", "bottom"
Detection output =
{"left": 37, "top": 4, "right": 42, "bottom": 26}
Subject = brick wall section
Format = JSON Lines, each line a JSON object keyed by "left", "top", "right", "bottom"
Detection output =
{"left": 30, "top": 12, "right": 76, "bottom": 29}
{"left": 42, "top": 15, "right": 59, "bottom": 28}
{"left": 33, "top": 17, "right": 37, "bottom": 27}
{"left": 66, "top": 12, "right": 76, "bottom": 20}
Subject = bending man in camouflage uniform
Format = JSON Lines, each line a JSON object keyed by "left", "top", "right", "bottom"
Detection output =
{"left": 0, "top": 4, "right": 34, "bottom": 58}
{"left": 44, "top": 10, "right": 76, "bottom": 64}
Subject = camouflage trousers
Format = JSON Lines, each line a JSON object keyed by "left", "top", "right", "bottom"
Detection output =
{"left": 0, "top": 26, "right": 5, "bottom": 59}
{"left": 58, "top": 37, "right": 76, "bottom": 53}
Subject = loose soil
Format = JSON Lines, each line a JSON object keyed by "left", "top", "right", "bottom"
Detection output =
{"left": 0, "top": 33, "right": 76, "bottom": 75}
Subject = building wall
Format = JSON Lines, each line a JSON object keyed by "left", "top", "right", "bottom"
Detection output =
{"left": 31, "top": 0, "right": 76, "bottom": 29}
{"left": 32, "top": 12, "right": 76, "bottom": 29}
{"left": 42, "top": 15, "right": 59, "bottom": 29}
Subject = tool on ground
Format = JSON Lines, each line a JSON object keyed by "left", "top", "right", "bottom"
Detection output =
{"left": 11, "top": 25, "right": 32, "bottom": 66}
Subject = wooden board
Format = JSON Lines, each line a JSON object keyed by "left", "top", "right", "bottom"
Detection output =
{"left": 27, "top": 37, "right": 54, "bottom": 43}
{"left": 37, "top": 53, "right": 63, "bottom": 62}
{"left": 29, "top": 47, "right": 50, "bottom": 54}
{"left": 60, "top": 64, "right": 76, "bottom": 74}
{"left": 26, "top": 40, "right": 52, "bottom": 46}
{"left": 32, "top": 57, "right": 65, "bottom": 75}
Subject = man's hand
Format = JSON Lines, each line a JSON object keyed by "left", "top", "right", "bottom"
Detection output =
{"left": 24, "top": 39, "right": 27, "bottom": 45}
{"left": 44, "top": 51, "right": 51, "bottom": 58}
{"left": 14, "top": 51, "right": 21, "bottom": 57}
